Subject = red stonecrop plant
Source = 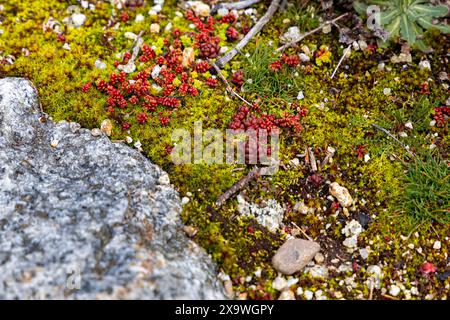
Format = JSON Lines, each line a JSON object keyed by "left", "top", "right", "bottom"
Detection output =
{"left": 84, "top": 6, "right": 261, "bottom": 134}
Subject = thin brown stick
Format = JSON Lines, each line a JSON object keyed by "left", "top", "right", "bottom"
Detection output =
{"left": 291, "top": 222, "right": 313, "bottom": 241}
{"left": 371, "top": 123, "right": 416, "bottom": 158}
{"left": 276, "top": 13, "right": 349, "bottom": 52}
{"left": 209, "top": 59, "right": 253, "bottom": 106}
{"left": 215, "top": 166, "right": 261, "bottom": 207}
{"left": 215, "top": 0, "right": 282, "bottom": 69}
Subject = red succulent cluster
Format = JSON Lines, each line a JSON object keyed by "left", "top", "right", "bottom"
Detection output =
{"left": 205, "top": 77, "right": 218, "bottom": 87}
{"left": 282, "top": 54, "right": 300, "bottom": 67}
{"left": 219, "top": 13, "right": 236, "bottom": 24}
{"left": 226, "top": 27, "right": 239, "bottom": 41}
{"left": 186, "top": 10, "right": 221, "bottom": 59}
{"left": 269, "top": 55, "right": 301, "bottom": 72}
{"left": 229, "top": 105, "right": 305, "bottom": 133}
{"left": 420, "top": 82, "right": 430, "bottom": 95}
{"left": 232, "top": 70, "right": 245, "bottom": 87}
{"left": 269, "top": 60, "right": 283, "bottom": 72}
{"left": 228, "top": 104, "right": 305, "bottom": 164}
{"left": 81, "top": 82, "right": 91, "bottom": 93}
{"left": 355, "top": 145, "right": 367, "bottom": 160}
{"left": 434, "top": 106, "right": 449, "bottom": 127}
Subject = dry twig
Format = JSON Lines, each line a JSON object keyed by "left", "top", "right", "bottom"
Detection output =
{"left": 215, "top": 0, "right": 282, "bottom": 68}
{"left": 215, "top": 166, "right": 261, "bottom": 207}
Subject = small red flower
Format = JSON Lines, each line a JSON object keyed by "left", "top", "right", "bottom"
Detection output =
{"left": 247, "top": 226, "right": 254, "bottom": 234}
{"left": 81, "top": 82, "right": 91, "bottom": 93}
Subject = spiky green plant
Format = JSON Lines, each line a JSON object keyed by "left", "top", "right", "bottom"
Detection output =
{"left": 354, "top": 0, "right": 450, "bottom": 50}
{"left": 402, "top": 156, "right": 450, "bottom": 226}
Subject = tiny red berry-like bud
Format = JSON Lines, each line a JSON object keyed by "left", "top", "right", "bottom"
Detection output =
{"left": 205, "top": 77, "right": 218, "bottom": 88}
{"left": 121, "top": 12, "right": 130, "bottom": 23}
{"left": 122, "top": 122, "right": 131, "bottom": 130}
{"left": 123, "top": 52, "right": 131, "bottom": 61}
{"left": 196, "top": 61, "right": 211, "bottom": 73}
{"left": 136, "top": 112, "right": 148, "bottom": 124}
{"left": 57, "top": 33, "right": 66, "bottom": 42}
{"left": 114, "top": 61, "right": 120, "bottom": 68}
{"left": 81, "top": 83, "right": 91, "bottom": 93}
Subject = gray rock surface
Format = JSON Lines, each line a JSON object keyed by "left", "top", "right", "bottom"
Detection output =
{"left": 0, "top": 78, "right": 226, "bottom": 299}
{"left": 272, "top": 239, "right": 320, "bottom": 275}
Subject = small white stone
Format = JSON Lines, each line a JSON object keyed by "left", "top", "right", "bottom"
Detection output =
{"left": 358, "top": 40, "right": 368, "bottom": 51}
{"left": 63, "top": 43, "right": 71, "bottom": 51}
{"left": 364, "top": 154, "right": 370, "bottom": 163}
{"left": 433, "top": 241, "right": 441, "bottom": 250}
{"left": 418, "top": 60, "right": 431, "bottom": 71}
{"left": 254, "top": 268, "right": 262, "bottom": 278}
{"left": 71, "top": 13, "right": 86, "bottom": 28}
{"left": 322, "top": 24, "right": 332, "bottom": 34}
{"left": 217, "top": 8, "right": 229, "bottom": 17}
{"left": 150, "top": 23, "right": 160, "bottom": 34}
{"left": 304, "top": 290, "right": 314, "bottom": 300}
{"left": 398, "top": 132, "right": 408, "bottom": 138}
{"left": 296, "top": 287, "right": 303, "bottom": 296}
{"left": 91, "top": 128, "right": 102, "bottom": 137}
{"left": 125, "top": 136, "right": 133, "bottom": 144}
{"left": 158, "top": 174, "right": 170, "bottom": 185}
{"left": 389, "top": 284, "right": 401, "bottom": 297}
{"left": 124, "top": 32, "right": 138, "bottom": 40}
{"left": 151, "top": 4, "right": 162, "bottom": 12}
{"left": 50, "top": 139, "right": 59, "bottom": 148}
{"left": 430, "top": 120, "right": 436, "bottom": 127}
{"left": 164, "top": 22, "right": 173, "bottom": 32}
{"left": 299, "top": 53, "right": 310, "bottom": 62}
{"left": 359, "top": 248, "right": 369, "bottom": 259}
{"left": 278, "top": 290, "right": 296, "bottom": 300}
{"left": 272, "top": 276, "right": 287, "bottom": 291}
{"left": 95, "top": 59, "right": 106, "bottom": 69}
{"left": 181, "top": 197, "right": 190, "bottom": 205}
{"left": 297, "top": 91, "right": 304, "bottom": 100}
{"left": 383, "top": 88, "right": 391, "bottom": 95}
{"left": 405, "top": 122, "right": 413, "bottom": 130}
{"left": 135, "top": 14, "right": 144, "bottom": 23}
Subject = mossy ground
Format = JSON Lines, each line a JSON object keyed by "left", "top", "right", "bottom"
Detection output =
{"left": 0, "top": 0, "right": 448, "bottom": 299}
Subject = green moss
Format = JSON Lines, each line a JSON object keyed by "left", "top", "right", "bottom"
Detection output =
{"left": 1, "top": 0, "right": 448, "bottom": 299}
